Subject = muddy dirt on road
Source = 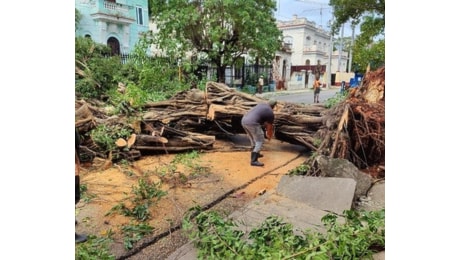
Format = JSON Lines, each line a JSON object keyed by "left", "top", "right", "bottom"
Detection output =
{"left": 76, "top": 135, "right": 310, "bottom": 259}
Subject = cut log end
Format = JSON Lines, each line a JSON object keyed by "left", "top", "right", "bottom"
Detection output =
{"left": 115, "top": 138, "right": 127, "bottom": 148}
{"left": 127, "top": 134, "right": 136, "bottom": 148}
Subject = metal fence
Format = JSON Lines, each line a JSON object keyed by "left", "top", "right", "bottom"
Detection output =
{"left": 203, "top": 64, "right": 273, "bottom": 88}
{"left": 116, "top": 53, "right": 273, "bottom": 88}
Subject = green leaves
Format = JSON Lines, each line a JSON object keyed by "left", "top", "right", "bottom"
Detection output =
{"left": 322, "top": 209, "right": 385, "bottom": 259}
{"left": 183, "top": 209, "right": 247, "bottom": 259}
{"left": 183, "top": 208, "right": 385, "bottom": 259}
{"left": 150, "top": 0, "right": 281, "bottom": 82}
{"left": 353, "top": 38, "right": 384, "bottom": 72}
{"left": 75, "top": 234, "right": 115, "bottom": 260}
{"left": 287, "top": 164, "right": 310, "bottom": 176}
{"left": 106, "top": 178, "right": 167, "bottom": 223}
{"left": 90, "top": 124, "right": 132, "bottom": 153}
{"left": 329, "top": 0, "right": 385, "bottom": 72}
{"left": 75, "top": 8, "right": 82, "bottom": 31}
{"left": 132, "top": 178, "right": 167, "bottom": 202}
{"left": 121, "top": 222, "right": 154, "bottom": 250}
{"left": 324, "top": 90, "right": 348, "bottom": 108}
{"left": 75, "top": 37, "right": 122, "bottom": 99}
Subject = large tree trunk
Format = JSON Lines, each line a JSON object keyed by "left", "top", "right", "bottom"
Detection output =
{"left": 75, "top": 66, "right": 385, "bottom": 178}
{"left": 216, "top": 65, "right": 226, "bottom": 83}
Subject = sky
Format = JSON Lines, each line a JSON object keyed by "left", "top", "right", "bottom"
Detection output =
{"left": 275, "top": 0, "right": 358, "bottom": 37}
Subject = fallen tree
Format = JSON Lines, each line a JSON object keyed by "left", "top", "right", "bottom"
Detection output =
{"left": 75, "top": 66, "right": 384, "bottom": 177}
{"left": 304, "top": 66, "right": 385, "bottom": 177}
{"left": 75, "top": 81, "right": 328, "bottom": 160}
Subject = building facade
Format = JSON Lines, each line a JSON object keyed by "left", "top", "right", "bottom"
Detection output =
{"left": 76, "top": 0, "right": 149, "bottom": 55}
{"left": 277, "top": 15, "right": 332, "bottom": 67}
{"left": 275, "top": 15, "right": 350, "bottom": 88}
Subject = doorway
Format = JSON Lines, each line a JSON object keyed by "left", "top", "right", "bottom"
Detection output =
{"left": 107, "top": 37, "right": 120, "bottom": 55}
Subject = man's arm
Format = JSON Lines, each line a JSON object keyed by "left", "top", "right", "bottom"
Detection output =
{"left": 264, "top": 122, "right": 274, "bottom": 140}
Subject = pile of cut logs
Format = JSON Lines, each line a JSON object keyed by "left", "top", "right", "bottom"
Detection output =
{"left": 76, "top": 66, "right": 385, "bottom": 174}
{"left": 75, "top": 81, "right": 327, "bottom": 160}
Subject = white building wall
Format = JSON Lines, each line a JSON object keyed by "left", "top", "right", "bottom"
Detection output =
{"left": 284, "top": 29, "right": 305, "bottom": 65}
{"left": 278, "top": 15, "right": 350, "bottom": 82}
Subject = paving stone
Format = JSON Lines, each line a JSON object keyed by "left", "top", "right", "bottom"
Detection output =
{"left": 167, "top": 176, "right": 385, "bottom": 260}
{"left": 276, "top": 175, "right": 357, "bottom": 214}
{"left": 167, "top": 191, "right": 332, "bottom": 260}
{"left": 228, "top": 191, "right": 330, "bottom": 235}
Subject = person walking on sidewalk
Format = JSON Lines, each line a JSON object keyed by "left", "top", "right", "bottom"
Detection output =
{"left": 241, "top": 99, "right": 277, "bottom": 166}
{"left": 313, "top": 78, "right": 321, "bottom": 103}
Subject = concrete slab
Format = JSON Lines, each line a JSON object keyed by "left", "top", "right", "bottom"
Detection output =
{"left": 166, "top": 242, "right": 196, "bottom": 260}
{"left": 276, "top": 175, "right": 357, "bottom": 214}
{"left": 228, "top": 191, "right": 330, "bottom": 235}
{"left": 356, "top": 180, "right": 385, "bottom": 211}
{"left": 373, "top": 251, "right": 385, "bottom": 260}
{"left": 166, "top": 176, "right": 383, "bottom": 260}
{"left": 167, "top": 191, "right": 332, "bottom": 260}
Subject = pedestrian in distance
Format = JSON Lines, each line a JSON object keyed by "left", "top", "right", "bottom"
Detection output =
{"left": 75, "top": 129, "right": 88, "bottom": 243}
{"left": 257, "top": 75, "right": 264, "bottom": 94}
{"left": 241, "top": 99, "right": 277, "bottom": 166}
{"left": 313, "top": 78, "right": 321, "bottom": 103}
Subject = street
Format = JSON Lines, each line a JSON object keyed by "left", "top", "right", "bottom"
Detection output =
{"left": 263, "top": 88, "right": 341, "bottom": 104}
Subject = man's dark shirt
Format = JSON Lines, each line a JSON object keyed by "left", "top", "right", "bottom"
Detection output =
{"left": 241, "top": 103, "right": 274, "bottom": 125}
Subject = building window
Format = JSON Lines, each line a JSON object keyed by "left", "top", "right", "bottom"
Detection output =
{"left": 306, "top": 36, "right": 311, "bottom": 40}
{"left": 136, "top": 7, "right": 144, "bottom": 25}
{"left": 305, "top": 59, "right": 310, "bottom": 65}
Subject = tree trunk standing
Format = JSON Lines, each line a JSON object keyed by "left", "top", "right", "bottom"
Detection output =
{"left": 242, "top": 62, "right": 246, "bottom": 88}
{"left": 217, "top": 65, "right": 226, "bottom": 83}
{"left": 212, "top": 56, "right": 227, "bottom": 83}
{"left": 254, "top": 57, "right": 260, "bottom": 78}
{"left": 211, "top": 55, "right": 226, "bottom": 83}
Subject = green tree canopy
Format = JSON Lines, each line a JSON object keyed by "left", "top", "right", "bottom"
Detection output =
{"left": 149, "top": 0, "right": 282, "bottom": 82}
{"left": 75, "top": 8, "right": 82, "bottom": 32}
{"left": 329, "top": 0, "right": 385, "bottom": 72}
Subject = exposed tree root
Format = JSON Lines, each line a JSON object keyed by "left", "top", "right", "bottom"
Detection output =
{"left": 303, "top": 66, "right": 385, "bottom": 177}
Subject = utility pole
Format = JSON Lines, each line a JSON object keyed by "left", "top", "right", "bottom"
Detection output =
{"left": 348, "top": 23, "right": 355, "bottom": 73}
{"left": 327, "top": 19, "right": 333, "bottom": 88}
{"left": 337, "top": 23, "right": 344, "bottom": 72}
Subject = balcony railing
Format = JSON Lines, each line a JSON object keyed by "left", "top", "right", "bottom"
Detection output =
{"left": 103, "top": 1, "right": 129, "bottom": 13}
{"left": 303, "top": 45, "right": 327, "bottom": 55}
{"left": 91, "top": 1, "right": 135, "bottom": 23}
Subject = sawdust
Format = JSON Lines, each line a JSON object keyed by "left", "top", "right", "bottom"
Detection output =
{"left": 75, "top": 137, "right": 309, "bottom": 259}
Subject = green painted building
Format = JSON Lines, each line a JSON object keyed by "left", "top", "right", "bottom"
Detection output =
{"left": 76, "top": 0, "right": 149, "bottom": 54}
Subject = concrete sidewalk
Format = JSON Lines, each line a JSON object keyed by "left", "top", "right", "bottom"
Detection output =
{"left": 167, "top": 175, "right": 385, "bottom": 260}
